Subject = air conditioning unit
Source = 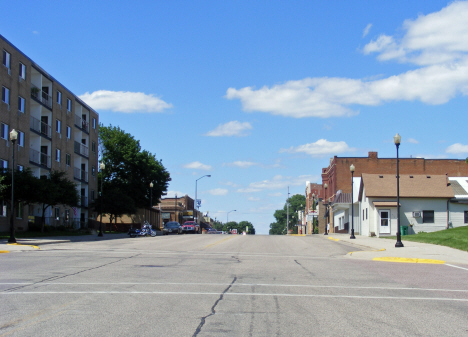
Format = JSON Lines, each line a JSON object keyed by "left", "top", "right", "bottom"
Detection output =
{"left": 412, "top": 211, "right": 421, "bottom": 218}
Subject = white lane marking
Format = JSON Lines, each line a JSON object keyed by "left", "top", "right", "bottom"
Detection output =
{"left": 23, "top": 250, "right": 351, "bottom": 259}
{"left": 0, "top": 291, "right": 467, "bottom": 302}
{"left": 1, "top": 282, "right": 467, "bottom": 293}
{"left": 446, "top": 264, "right": 468, "bottom": 271}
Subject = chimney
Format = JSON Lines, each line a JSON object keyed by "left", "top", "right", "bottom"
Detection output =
{"left": 368, "top": 151, "right": 378, "bottom": 159}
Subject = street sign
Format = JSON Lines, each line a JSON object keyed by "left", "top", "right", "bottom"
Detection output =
{"left": 196, "top": 199, "right": 201, "bottom": 207}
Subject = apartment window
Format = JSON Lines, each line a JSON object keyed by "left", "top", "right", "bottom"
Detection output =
{"left": 422, "top": 210, "right": 434, "bottom": 223}
{"left": 1, "top": 123, "right": 8, "bottom": 140}
{"left": 56, "top": 91, "right": 62, "bottom": 106}
{"left": 465, "top": 211, "right": 468, "bottom": 224}
{"left": 366, "top": 208, "right": 368, "bottom": 220}
{"left": 0, "top": 199, "right": 6, "bottom": 216}
{"left": 2, "top": 86, "right": 10, "bottom": 106}
{"left": 92, "top": 118, "right": 96, "bottom": 129}
{"left": 91, "top": 190, "right": 95, "bottom": 200}
{"left": 362, "top": 209, "right": 364, "bottom": 220}
{"left": 19, "top": 62, "right": 26, "bottom": 80}
{"left": 2, "top": 50, "right": 10, "bottom": 73}
{"left": 56, "top": 119, "right": 61, "bottom": 134}
{"left": 54, "top": 207, "right": 60, "bottom": 220}
{"left": 17, "top": 165, "right": 24, "bottom": 171}
{"left": 18, "top": 96, "right": 25, "bottom": 113}
{"left": 66, "top": 126, "right": 71, "bottom": 139}
{"left": 1, "top": 159, "right": 7, "bottom": 173}
{"left": 92, "top": 166, "right": 96, "bottom": 176}
{"left": 67, "top": 98, "right": 72, "bottom": 112}
{"left": 92, "top": 141, "right": 96, "bottom": 153}
{"left": 65, "top": 153, "right": 71, "bottom": 166}
{"left": 18, "top": 131, "right": 24, "bottom": 147}
{"left": 16, "top": 202, "right": 23, "bottom": 219}
{"left": 55, "top": 148, "right": 61, "bottom": 162}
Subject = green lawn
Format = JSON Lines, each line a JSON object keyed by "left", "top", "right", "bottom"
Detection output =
{"left": 383, "top": 226, "right": 468, "bottom": 252}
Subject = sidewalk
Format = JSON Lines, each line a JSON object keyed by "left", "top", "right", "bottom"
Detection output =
{"left": 322, "top": 233, "right": 468, "bottom": 266}
{"left": 0, "top": 233, "right": 130, "bottom": 253}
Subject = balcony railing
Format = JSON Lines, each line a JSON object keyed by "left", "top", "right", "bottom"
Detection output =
{"left": 30, "top": 116, "right": 52, "bottom": 138}
{"left": 31, "top": 84, "right": 52, "bottom": 109}
{"left": 29, "top": 148, "right": 51, "bottom": 168}
{"left": 74, "top": 114, "right": 89, "bottom": 133}
{"left": 80, "top": 196, "right": 88, "bottom": 208}
{"left": 74, "top": 141, "right": 89, "bottom": 158}
{"left": 74, "top": 167, "right": 88, "bottom": 182}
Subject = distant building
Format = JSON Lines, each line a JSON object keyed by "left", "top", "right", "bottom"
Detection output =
{"left": 1, "top": 34, "right": 99, "bottom": 231}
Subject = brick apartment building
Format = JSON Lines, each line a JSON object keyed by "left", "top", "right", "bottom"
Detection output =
{"left": 317, "top": 151, "right": 468, "bottom": 233}
{"left": 1, "top": 35, "right": 99, "bottom": 231}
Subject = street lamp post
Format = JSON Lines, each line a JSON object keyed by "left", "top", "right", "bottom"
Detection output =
{"left": 350, "top": 164, "right": 356, "bottom": 239}
{"left": 312, "top": 193, "right": 315, "bottom": 235}
{"left": 324, "top": 183, "right": 328, "bottom": 235}
{"left": 98, "top": 162, "right": 105, "bottom": 237}
{"left": 175, "top": 193, "right": 177, "bottom": 223}
{"left": 149, "top": 182, "right": 153, "bottom": 225}
{"left": 195, "top": 175, "right": 211, "bottom": 224}
{"left": 227, "top": 210, "right": 236, "bottom": 223}
{"left": 394, "top": 133, "right": 404, "bottom": 248}
{"left": 8, "top": 129, "right": 18, "bottom": 243}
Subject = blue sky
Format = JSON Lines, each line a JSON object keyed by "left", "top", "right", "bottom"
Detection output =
{"left": 3, "top": 1, "right": 468, "bottom": 234}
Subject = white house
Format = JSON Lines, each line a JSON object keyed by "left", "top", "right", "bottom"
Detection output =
{"left": 358, "top": 174, "right": 456, "bottom": 237}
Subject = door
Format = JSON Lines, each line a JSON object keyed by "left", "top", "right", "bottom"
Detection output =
{"left": 41, "top": 116, "right": 48, "bottom": 135}
{"left": 379, "top": 209, "right": 391, "bottom": 234}
{"left": 40, "top": 146, "right": 48, "bottom": 166}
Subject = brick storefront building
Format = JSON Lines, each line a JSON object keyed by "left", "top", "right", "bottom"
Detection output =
{"left": 318, "top": 152, "right": 468, "bottom": 233}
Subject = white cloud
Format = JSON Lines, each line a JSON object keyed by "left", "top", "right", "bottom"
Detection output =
{"left": 237, "top": 174, "right": 318, "bottom": 193}
{"left": 446, "top": 143, "right": 468, "bottom": 154}
{"left": 269, "top": 192, "right": 283, "bottom": 197}
{"left": 364, "top": 1, "right": 468, "bottom": 66}
{"left": 226, "top": 2, "right": 468, "bottom": 118}
{"left": 205, "top": 121, "right": 252, "bottom": 137}
{"left": 208, "top": 188, "right": 228, "bottom": 196}
{"left": 280, "top": 139, "right": 355, "bottom": 157}
{"left": 248, "top": 197, "right": 261, "bottom": 201}
{"left": 79, "top": 90, "right": 172, "bottom": 113}
{"left": 33, "top": 31, "right": 39, "bottom": 35}
{"left": 363, "top": 23, "right": 372, "bottom": 38}
{"left": 406, "top": 138, "right": 419, "bottom": 144}
{"left": 183, "top": 161, "right": 212, "bottom": 170}
{"left": 225, "top": 161, "right": 258, "bottom": 168}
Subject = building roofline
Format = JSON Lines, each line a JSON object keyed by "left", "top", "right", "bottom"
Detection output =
{"left": 1, "top": 33, "right": 98, "bottom": 116}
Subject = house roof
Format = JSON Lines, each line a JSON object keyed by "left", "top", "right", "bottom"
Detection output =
{"left": 448, "top": 177, "right": 468, "bottom": 198}
{"left": 359, "top": 174, "right": 454, "bottom": 199}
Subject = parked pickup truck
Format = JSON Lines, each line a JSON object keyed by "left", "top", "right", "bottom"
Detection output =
{"left": 182, "top": 221, "right": 201, "bottom": 234}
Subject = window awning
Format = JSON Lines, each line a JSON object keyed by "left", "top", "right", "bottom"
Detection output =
{"left": 373, "top": 201, "right": 400, "bottom": 207}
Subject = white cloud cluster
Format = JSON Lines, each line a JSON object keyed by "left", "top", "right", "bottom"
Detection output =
{"left": 79, "top": 90, "right": 172, "bottom": 113}
{"left": 183, "top": 161, "right": 212, "bottom": 171}
{"left": 237, "top": 174, "right": 318, "bottom": 193}
{"left": 362, "top": 23, "right": 372, "bottom": 38}
{"left": 208, "top": 188, "right": 229, "bottom": 196}
{"left": 225, "top": 161, "right": 258, "bottom": 168}
{"left": 225, "top": 2, "right": 468, "bottom": 118}
{"left": 280, "top": 139, "right": 354, "bottom": 157}
{"left": 446, "top": 143, "right": 468, "bottom": 154}
{"left": 205, "top": 121, "right": 252, "bottom": 137}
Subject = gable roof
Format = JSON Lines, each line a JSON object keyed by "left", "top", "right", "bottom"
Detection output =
{"left": 359, "top": 174, "right": 454, "bottom": 199}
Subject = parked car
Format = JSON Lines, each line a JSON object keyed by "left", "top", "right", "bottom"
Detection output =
{"left": 206, "top": 228, "right": 218, "bottom": 234}
{"left": 182, "top": 221, "right": 200, "bottom": 234}
{"left": 163, "top": 221, "right": 183, "bottom": 235}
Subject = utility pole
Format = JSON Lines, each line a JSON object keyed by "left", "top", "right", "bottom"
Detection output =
{"left": 286, "top": 186, "right": 290, "bottom": 235}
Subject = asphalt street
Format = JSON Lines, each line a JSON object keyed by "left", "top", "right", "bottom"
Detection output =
{"left": 1, "top": 234, "right": 468, "bottom": 337}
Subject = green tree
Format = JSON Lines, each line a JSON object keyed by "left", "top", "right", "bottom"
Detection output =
{"left": 269, "top": 194, "right": 306, "bottom": 235}
{"left": 99, "top": 125, "right": 171, "bottom": 209}
{"left": 0, "top": 168, "right": 42, "bottom": 206}
{"left": 212, "top": 220, "right": 224, "bottom": 231}
{"left": 38, "top": 170, "right": 80, "bottom": 232}
{"left": 238, "top": 220, "right": 255, "bottom": 234}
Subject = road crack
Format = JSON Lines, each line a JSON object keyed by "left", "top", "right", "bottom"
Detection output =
{"left": 192, "top": 276, "right": 237, "bottom": 337}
